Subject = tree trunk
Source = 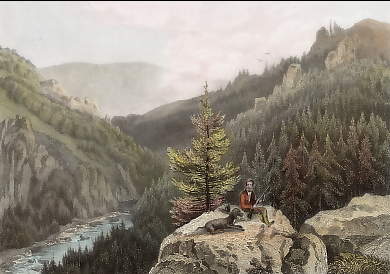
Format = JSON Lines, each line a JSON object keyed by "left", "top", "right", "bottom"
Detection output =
{"left": 205, "top": 123, "right": 211, "bottom": 212}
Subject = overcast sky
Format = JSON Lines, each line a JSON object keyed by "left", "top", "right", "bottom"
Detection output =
{"left": 0, "top": 1, "right": 390, "bottom": 113}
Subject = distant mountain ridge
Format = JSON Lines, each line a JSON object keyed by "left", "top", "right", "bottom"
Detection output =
{"left": 39, "top": 62, "right": 166, "bottom": 116}
{"left": 112, "top": 18, "right": 390, "bottom": 151}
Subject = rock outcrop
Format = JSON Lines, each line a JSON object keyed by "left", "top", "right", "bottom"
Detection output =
{"left": 0, "top": 116, "right": 138, "bottom": 219}
{"left": 150, "top": 206, "right": 327, "bottom": 274}
{"left": 282, "top": 64, "right": 302, "bottom": 89}
{"left": 40, "top": 79, "right": 102, "bottom": 117}
{"left": 325, "top": 36, "right": 358, "bottom": 70}
{"left": 301, "top": 194, "right": 390, "bottom": 262}
{"left": 254, "top": 97, "right": 266, "bottom": 111}
{"left": 255, "top": 63, "right": 303, "bottom": 112}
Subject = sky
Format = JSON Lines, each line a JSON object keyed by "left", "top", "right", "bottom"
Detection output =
{"left": 0, "top": 1, "right": 390, "bottom": 114}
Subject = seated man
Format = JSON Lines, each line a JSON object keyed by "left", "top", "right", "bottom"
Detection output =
{"left": 239, "top": 179, "right": 274, "bottom": 226}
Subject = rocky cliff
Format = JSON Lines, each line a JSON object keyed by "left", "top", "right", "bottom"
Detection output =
{"left": 150, "top": 206, "right": 327, "bottom": 274}
{"left": 254, "top": 63, "right": 302, "bottom": 112}
{"left": 0, "top": 115, "right": 138, "bottom": 220}
{"left": 324, "top": 19, "right": 390, "bottom": 70}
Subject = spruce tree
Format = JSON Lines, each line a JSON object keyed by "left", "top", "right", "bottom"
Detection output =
{"left": 266, "top": 134, "right": 282, "bottom": 207}
{"left": 323, "top": 133, "right": 341, "bottom": 170}
{"left": 296, "top": 132, "right": 309, "bottom": 179}
{"left": 167, "top": 83, "right": 239, "bottom": 225}
{"left": 358, "top": 135, "right": 383, "bottom": 194}
{"left": 279, "top": 120, "right": 289, "bottom": 158}
{"left": 281, "top": 145, "right": 310, "bottom": 228}
{"left": 305, "top": 135, "right": 342, "bottom": 211}
{"left": 240, "top": 151, "right": 251, "bottom": 182}
{"left": 250, "top": 142, "right": 267, "bottom": 195}
{"left": 377, "top": 133, "right": 390, "bottom": 193}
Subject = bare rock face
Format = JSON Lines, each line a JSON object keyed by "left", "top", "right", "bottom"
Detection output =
{"left": 0, "top": 116, "right": 138, "bottom": 219}
{"left": 325, "top": 36, "right": 358, "bottom": 70}
{"left": 282, "top": 233, "right": 328, "bottom": 274}
{"left": 150, "top": 206, "right": 327, "bottom": 274}
{"left": 254, "top": 97, "right": 266, "bottom": 112}
{"left": 0, "top": 116, "right": 41, "bottom": 214}
{"left": 39, "top": 79, "right": 103, "bottom": 118}
{"left": 282, "top": 64, "right": 302, "bottom": 89}
{"left": 254, "top": 63, "right": 303, "bottom": 111}
{"left": 301, "top": 194, "right": 390, "bottom": 262}
{"left": 40, "top": 79, "right": 68, "bottom": 97}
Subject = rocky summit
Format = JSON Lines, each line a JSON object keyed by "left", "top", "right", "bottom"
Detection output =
{"left": 150, "top": 206, "right": 327, "bottom": 274}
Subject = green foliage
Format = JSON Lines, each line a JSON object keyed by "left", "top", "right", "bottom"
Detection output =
{"left": 168, "top": 83, "right": 239, "bottom": 222}
{"left": 329, "top": 252, "right": 390, "bottom": 274}
{"left": 280, "top": 145, "right": 310, "bottom": 228}
{"left": 0, "top": 205, "right": 61, "bottom": 249}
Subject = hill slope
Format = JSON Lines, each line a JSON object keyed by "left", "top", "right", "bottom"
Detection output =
{"left": 0, "top": 47, "right": 165, "bottom": 250}
{"left": 112, "top": 60, "right": 299, "bottom": 151}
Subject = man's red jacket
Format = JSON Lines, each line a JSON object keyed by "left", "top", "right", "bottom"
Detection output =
{"left": 239, "top": 190, "right": 256, "bottom": 210}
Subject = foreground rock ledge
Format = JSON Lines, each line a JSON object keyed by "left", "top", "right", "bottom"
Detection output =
{"left": 150, "top": 206, "right": 327, "bottom": 274}
{"left": 301, "top": 193, "right": 390, "bottom": 261}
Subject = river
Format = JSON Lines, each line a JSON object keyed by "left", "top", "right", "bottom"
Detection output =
{"left": 3, "top": 212, "right": 133, "bottom": 274}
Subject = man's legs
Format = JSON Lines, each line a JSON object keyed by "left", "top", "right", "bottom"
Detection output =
{"left": 254, "top": 207, "right": 274, "bottom": 226}
{"left": 243, "top": 208, "right": 254, "bottom": 219}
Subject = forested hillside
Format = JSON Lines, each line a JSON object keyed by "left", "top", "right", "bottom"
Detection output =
{"left": 229, "top": 59, "right": 390, "bottom": 227}
{"left": 0, "top": 46, "right": 165, "bottom": 250}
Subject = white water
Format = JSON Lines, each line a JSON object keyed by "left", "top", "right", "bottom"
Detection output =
{"left": 5, "top": 212, "right": 133, "bottom": 274}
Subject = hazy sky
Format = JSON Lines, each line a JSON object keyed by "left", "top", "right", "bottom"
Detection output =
{"left": 1, "top": 1, "right": 390, "bottom": 114}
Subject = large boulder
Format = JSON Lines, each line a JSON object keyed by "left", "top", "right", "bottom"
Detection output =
{"left": 282, "top": 233, "right": 327, "bottom": 274}
{"left": 150, "top": 206, "right": 327, "bottom": 274}
{"left": 301, "top": 194, "right": 390, "bottom": 261}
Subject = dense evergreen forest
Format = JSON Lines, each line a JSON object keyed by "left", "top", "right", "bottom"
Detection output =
{"left": 229, "top": 58, "right": 390, "bottom": 228}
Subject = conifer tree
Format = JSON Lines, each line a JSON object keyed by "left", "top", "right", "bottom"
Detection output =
{"left": 347, "top": 118, "right": 359, "bottom": 159}
{"left": 281, "top": 145, "right": 310, "bottom": 228}
{"left": 336, "top": 128, "right": 348, "bottom": 162}
{"left": 296, "top": 132, "right": 310, "bottom": 179}
{"left": 250, "top": 142, "right": 267, "bottom": 195}
{"left": 240, "top": 151, "right": 251, "bottom": 182}
{"left": 266, "top": 134, "right": 282, "bottom": 207}
{"left": 346, "top": 118, "right": 360, "bottom": 195}
{"left": 288, "top": 121, "right": 299, "bottom": 147}
{"left": 377, "top": 133, "right": 390, "bottom": 193}
{"left": 358, "top": 135, "right": 383, "bottom": 194}
{"left": 167, "top": 83, "right": 239, "bottom": 225}
{"left": 279, "top": 120, "right": 289, "bottom": 158}
{"left": 368, "top": 113, "right": 380, "bottom": 154}
{"left": 323, "top": 133, "right": 341, "bottom": 170}
{"left": 305, "top": 135, "right": 342, "bottom": 211}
